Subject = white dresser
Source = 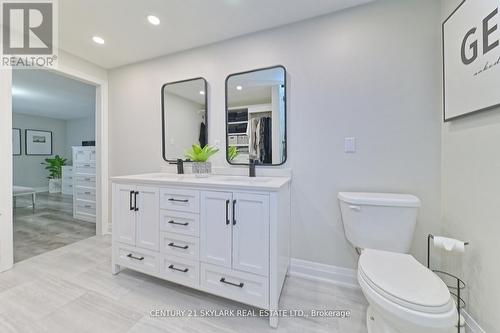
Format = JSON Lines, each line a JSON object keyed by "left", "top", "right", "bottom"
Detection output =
{"left": 111, "top": 173, "right": 291, "bottom": 328}
{"left": 62, "top": 166, "right": 74, "bottom": 195}
{"left": 72, "top": 146, "right": 96, "bottom": 223}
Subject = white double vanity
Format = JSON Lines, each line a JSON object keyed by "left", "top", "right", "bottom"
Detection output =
{"left": 111, "top": 173, "right": 291, "bottom": 327}
{"left": 111, "top": 65, "right": 291, "bottom": 327}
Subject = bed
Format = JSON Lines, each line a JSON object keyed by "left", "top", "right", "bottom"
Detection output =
{"left": 13, "top": 186, "right": 36, "bottom": 211}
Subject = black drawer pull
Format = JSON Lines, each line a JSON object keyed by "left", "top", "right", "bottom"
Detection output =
{"left": 168, "top": 242, "right": 189, "bottom": 250}
{"left": 134, "top": 191, "right": 139, "bottom": 211}
{"left": 168, "top": 198, "right": 189, "bottom": 203}
{"left": 225, "top": 200, "right": 230, "bottom": 225}
{"left": 84, "top": 191, "right": 92, "bottom": 195}
{"left": 127, "top": 253, "right": 144, "bottom": 261}
{"left": 168, "top": 220, "right": 189, "bottom": 226}
{"left": 168, "top": 264, "right": 189, "bottom": 273}
{"left": 232, "top": 200, "right": 237, "bottom": 225}
{"left": 129, "top": 191, "right": 135, "bottom": 211}
{"left": 220, "top": 277, "right": 244, "bottom": 288}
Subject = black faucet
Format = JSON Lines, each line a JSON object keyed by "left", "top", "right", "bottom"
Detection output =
{"left": 169, "top": 159, "right": 184, "bottom": 174}
{"left": 249, "top": 159, "right": 256, "bottom": 178}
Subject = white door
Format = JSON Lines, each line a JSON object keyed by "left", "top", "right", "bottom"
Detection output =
{"left": 200, "top": 191, "right": 232, "bottom": 268}
{"left": 135, "top": 186, "right": 160, "bottom": 251}
{"left": 112, "top": 184, "right": 136, "bottom": 246}
{"left": 232, "top": 192, "right": 270, "bottom": 276}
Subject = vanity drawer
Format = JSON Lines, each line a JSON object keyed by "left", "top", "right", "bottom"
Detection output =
{"left": 160, "top": 210, "right": 199, "bottom": 237}
{"left": 160, "top": 255, "right": 199, "bottom": 289}
{"left": 160, "top": 232, "right": 199, "bottom": 261}
{"left": 160, "top": 188, "right": 199, "bottom": 213}
{"left": 75, "top": 163, "right": 96, "bottom": 175}
{"left": 200, "top": 263, "right": 269, "bottom": 309}
{"left": 75, "top": 175, "right": 96, "bottom": 188}
{"left": 75, "top": 200, "right": 96, "bottom": 216}
{"left": 115, "top": 244, "right": 160, "bottom": 274}
{"left": 75, "top": 187, "right": 96, "bottom": 201}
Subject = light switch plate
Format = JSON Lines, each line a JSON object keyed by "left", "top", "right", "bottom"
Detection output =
{"left": 345, "top": 137, "right": 356, "bottom": 153}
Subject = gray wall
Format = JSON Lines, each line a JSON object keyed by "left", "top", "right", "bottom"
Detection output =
{"left": 108, "top": 0, "right": 442, "bottom": 269}
{"left": 441, "top": 1, "right": 499, "bottom": 331}
{"left": 13, "top": 113, "right": 95, "bottom": 189}
{"left": 66, "top": 115, "right": 96, "bottom": 161}
{"left": 13, "top": 113, "right": 68, "bottom": 189}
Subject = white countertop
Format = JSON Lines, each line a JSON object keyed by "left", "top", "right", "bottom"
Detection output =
{"left": 111, "top": 173, "right": 291, "bottom": 191}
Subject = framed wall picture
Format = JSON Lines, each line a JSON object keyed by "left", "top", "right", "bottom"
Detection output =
{"left": 25, "top": 129, "right": 53, "bottom": 156}
{"left": 12, "top": 128, "right": 21, "bottom": 156}
{"left": 443, "top": 0, "right": 500, "bottom": 121}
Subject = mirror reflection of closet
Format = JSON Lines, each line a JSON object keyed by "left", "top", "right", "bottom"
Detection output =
{"left": 225, "top": 66, "right": 287, "bottom": 166}
{"left": 161, "top": 78, "right": 208, "bottom": 162}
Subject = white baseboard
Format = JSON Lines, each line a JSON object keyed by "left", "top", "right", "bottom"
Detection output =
{"left": 288, "top": 258, "right": 359, "bottom": 289}
{"left": 462, "top": 310, "right": 485, "bottom": 333}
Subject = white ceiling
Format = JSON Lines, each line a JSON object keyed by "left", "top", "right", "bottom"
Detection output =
{"left": 12, "top": 69, "right": 96, "bottom": 120}
{"left": 59, "top": 0, "right": 374, "bottom": 69}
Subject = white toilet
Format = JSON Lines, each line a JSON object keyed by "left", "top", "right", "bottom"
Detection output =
{"left": 338, "top": 192, "right": 458, "bottom": 333}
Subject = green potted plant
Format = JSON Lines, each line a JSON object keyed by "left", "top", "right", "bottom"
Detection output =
{"left": 41, "top": 155, "right": 67, "bottom": 193}
{"left": 228, "top": 146, "right": 240, "bottom": 162}
{"left": 185, "top": 144, "right": 219, "bottom": 177}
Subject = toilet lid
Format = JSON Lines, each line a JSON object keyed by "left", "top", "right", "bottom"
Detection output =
{"left": 359, "top": 249, "right": 452, "bottom": 311}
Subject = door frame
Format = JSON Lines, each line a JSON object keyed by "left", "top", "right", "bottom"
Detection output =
{"left": 0, "top": 64, "right": 109, "bottom": 272}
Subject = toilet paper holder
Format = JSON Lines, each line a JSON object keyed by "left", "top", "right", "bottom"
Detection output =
{"left": 427, "top": 234, "right": 469, "bottom": 333}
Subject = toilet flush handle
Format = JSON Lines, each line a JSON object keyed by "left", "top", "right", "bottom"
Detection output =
{"left": 349, "top": 205, "right": 361, "bottom": 212}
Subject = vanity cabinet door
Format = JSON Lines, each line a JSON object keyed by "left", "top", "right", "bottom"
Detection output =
{"left": 232, "top": 193, "right": 270, "bottom": 276}
{"left": 135, "top": 186, "right": 160, "bottom": 251}
{"left": 200, "top": 191, "right": 232, "bottom": 268}
{"left": 112, "top": 184, "right": 137, "bottom": 246}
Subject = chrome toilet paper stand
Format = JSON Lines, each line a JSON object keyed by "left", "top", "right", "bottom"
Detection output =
{"left": 427, "top": 234, "right": 469, "bottom": 333}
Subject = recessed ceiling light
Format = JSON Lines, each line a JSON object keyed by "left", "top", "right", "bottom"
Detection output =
{"left": 199, "top": 91, "right": 205, "bottom": 95}
{"left": 92, "top": 36, "right": 105, "bottom": 45}
{"left": 236, "top": 85, "right": 243, "bottom": 91}
{"left": 147, "top": 15, "right": 161, "bottom": 26}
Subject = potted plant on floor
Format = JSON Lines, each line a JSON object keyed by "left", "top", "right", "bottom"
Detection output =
{"left": 185, "top": 144, "right": 219, "bottom": 177}
{"left": 41, "top": 155, "right": 67, "bottom": 193}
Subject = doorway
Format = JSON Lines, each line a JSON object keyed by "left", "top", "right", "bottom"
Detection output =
{"left": 12, "top": 69, "right": 97, "bottom": 262}
{"left": 0, "top": 64, "right": 109, "bottom": 271}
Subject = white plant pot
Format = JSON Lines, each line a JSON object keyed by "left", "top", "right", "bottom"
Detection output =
{"left": 191, "top": 162, "right": 212, "bottom": 178}
{"left": 48, "top": 179, "right": 62, "bottom": 193}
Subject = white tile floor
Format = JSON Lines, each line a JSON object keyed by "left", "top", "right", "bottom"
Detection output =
{"left": 0, "top": 235, "right": 368, "bottom": 333}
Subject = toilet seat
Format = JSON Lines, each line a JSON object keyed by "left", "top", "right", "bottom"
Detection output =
{"left": 358, "top": 249, "right": 455, "bottom": 314}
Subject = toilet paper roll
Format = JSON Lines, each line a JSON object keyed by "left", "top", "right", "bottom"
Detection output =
{"left": 433, "top": 236, "right": 466, "bottom": 253}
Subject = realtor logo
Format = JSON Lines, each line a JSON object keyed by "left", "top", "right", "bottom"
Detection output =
{"left": 0, "top": 0, "right": 58, "bottom": 68}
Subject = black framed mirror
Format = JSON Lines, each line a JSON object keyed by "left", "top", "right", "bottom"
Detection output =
{"left": 225, "top": 65, "right": 287, "bottom": 166}
{"left": 162, "top": 77, "right": 208, "bottom": 162}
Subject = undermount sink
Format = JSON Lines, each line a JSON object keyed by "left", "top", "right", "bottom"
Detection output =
{"left": 210, "top": 176, "right": 272, "bottom": 183}
{"left": 146, "top": 173, "right": 272, "bottom": 183}
{"left": 149, "top": 173, "right": 197, "bottom": 179}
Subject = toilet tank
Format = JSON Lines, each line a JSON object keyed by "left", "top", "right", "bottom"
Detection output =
{"left": 338, "top": 192, "right": 421, "bottom": 253}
